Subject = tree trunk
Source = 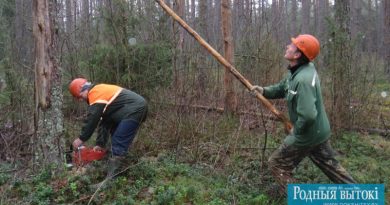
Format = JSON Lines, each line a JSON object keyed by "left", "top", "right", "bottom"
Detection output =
{"left": 301, "top": 0, "right": 311, "bottom": 33}
{"left": 14, "top": 0, "right": 34, "bottom": 66}
{"left": 290, "top": 0, "right": 297, "bottom": 35}
{"left": 81, "top": 0, "right": 90, "bottom": 48}
{"left": 32, "top": 0, "right": 64, "bottom": 166}
{"left": 211, "top": 0, "right": 222, "bottom": 46}
{"left": 271, "top": 0, "right": 279, "bottom": 41}
{"left": 376, "top": 0, "right": 384, "bottom": 55}
{"left": 316, "top": 0, "right": 328, "bottom": 40}
{"left": 172, "top": 0, "right": 185, "bottom": 87}
{"left": 330, "top": 0, "right": 352, "bottom": 133}
{"left": 12, "top": 0, "right": 34, "bottom": 131}
{"left": 196, "top": 0, "right": 208, "bottom": 93}
{"left": 221, "top": 0, "right": 237, "bottom": 114}
{"left": 191, "top": 0, "right": 195, "bottom": 23}
{"left": 65, "top": 0, "right": 73, "bottom": 34}
{"left": 384, "top": 0, "right": 390, "bottom": 77}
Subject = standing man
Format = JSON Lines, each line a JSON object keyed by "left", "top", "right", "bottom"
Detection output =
{"left": 251, "top": 34, "right": 356, "bottom": 196}
{"left": 69, "top": 78, "right": 147, "bottom": 178}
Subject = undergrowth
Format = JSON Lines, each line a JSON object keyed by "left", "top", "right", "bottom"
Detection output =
{"left": 1, "top": 103, "right": 389, "bottom": 204}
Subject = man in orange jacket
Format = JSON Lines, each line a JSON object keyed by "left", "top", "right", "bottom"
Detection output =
{"left": 69, "top": 78, "right": 147, "bottom": 178}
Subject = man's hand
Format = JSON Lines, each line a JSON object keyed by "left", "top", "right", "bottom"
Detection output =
{"left": 250, "top": 85, "right": 264, "bottom": 96}
{"left": 288, "top": 128, "right": 294, "bottom": 135}
{"left": 285, "top": 127, "right": 294, "bottom": 135}
{"left": 72, "top": 138, "right": 83, "bottom": 150}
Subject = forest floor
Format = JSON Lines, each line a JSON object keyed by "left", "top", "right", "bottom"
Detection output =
{"left": 0, "top": 107, "right": 389, "bottom": 204}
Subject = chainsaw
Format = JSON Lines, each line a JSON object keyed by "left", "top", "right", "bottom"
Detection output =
{"left": 65, "top": 145, "right": 107, "bottom": 168}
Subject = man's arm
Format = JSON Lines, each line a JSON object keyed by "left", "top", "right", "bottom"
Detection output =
{"left": 79, "top": 103, "right": 106, "bottom": 142}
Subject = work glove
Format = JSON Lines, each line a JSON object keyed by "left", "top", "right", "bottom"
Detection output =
{"left": 250, "top": 85, "right": 264, "bottom": 96}
{"left": 284, "top": 128, "right": 295, "bottom": 145}
{"left": 288, "top": 127, "right": 294, "bottom": 135}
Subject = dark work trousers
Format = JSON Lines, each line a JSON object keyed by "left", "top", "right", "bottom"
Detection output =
{"left": 268, "top": 140, "right": 357, "bottom": 195}
{"left": 111, "top": 119, "right": 140, "bottom": 156}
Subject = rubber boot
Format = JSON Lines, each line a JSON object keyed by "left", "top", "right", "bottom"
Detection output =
{"left": 106, "top": 156, "right": 126, "bottom": 179}
{"left": 89, "top": 156, "right": 125, "bottom": 190}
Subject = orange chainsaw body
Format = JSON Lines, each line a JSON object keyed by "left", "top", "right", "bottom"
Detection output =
{"left": 72, "top": 146, "right": 107, "bottom": 166}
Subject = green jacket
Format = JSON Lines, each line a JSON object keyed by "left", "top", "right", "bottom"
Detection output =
{"left": 263, "top": 63, "right": 330, "bottom": 147}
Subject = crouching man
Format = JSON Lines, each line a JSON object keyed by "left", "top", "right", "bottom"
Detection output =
{"left": 69, "top": 78, "right": 147, "bottom": 179}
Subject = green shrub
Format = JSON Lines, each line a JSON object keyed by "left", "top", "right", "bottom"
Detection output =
{"left": 0, "top": 173, "right": 10, "bottom": 186}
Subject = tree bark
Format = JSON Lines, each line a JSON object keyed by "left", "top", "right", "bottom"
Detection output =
{"left": 196, "top": 0, "right": 208, "bottom": 93}
{"left": 376, "top": 0, "right": 384, "bottom": 55}
{"left": 290, "top": 0, "right": 297, "bottom": 35}
{"left": 221, "top": 0, "right": 237, "bottom": 114}
{"left": 81, "top": 0, "right": 90, "bottom": 48}
{"left": 65, "top": 0, "right": 73, "bottom": 34}
{"left": 384, "top": 0, "right": 390, "bottom": 77}
{"left": 172, "top": 0, "right": 185, "bottom": 87}
{"left": 271, "top": 0, "right": 279, "bottom": 41}
{"left": 331, "top": 0, "right": 352, "bottom": 132}
{"left": 301, "top": 0, "right": 311, "bottom": 33}
{"left": 32, "top": 0, "right": 64, "bottom": 166}
{"left": 316, "top": 0, "right": 328, "bottom": 40}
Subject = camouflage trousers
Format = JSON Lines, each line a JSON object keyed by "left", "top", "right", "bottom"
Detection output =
{"left": 268, "top": 140, "right": 356, "bottom": 195}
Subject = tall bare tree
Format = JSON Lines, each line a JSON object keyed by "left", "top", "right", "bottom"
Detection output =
{"left": 290, "top": 0, "right": 297, "bottom": 35}
{"left": 196, "top": 0, "right": 208, "bottom": 93}
{"left": 65, "top": 0, "right": 73, "bottom": 35}
{"left": 12, "top": 1, "right": 34, "bottom": 131}
{"left": 315, "top": 0, "right": 328, "bottom": 40}
{"left": 221, "top": 0, "right": 237, "bottom": 113}
{"left": 172, "top": 0, "right": 185, "bottom": 87}
{"left": 384, "top": 0, "right": 390, "bottom": 77}
{"left": 376, "top": 0, "right": 384, "bottom": 55}
{"left": 271, "top": 0, "right": 280, "bottom": 41}
{"left": 330, "top": 0, "right": 352, "bottom": 132}
{"left": 81, "top": 0, "right": 91, "bottom": 48}
{"left": 301, "top": 0, "right": 311, "bottom": 33}
{"left": 191, "top": 0, "right": 195, "bottom": 23}
{"left": 15, "top": 0, "right": 33, "bottom": 67}
{"left": 32, "top": 0, "right": 64, "bottom": 166}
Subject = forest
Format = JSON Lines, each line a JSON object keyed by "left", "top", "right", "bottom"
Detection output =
{"left": 0, "top": 0, "right": 389, "bottom": 204}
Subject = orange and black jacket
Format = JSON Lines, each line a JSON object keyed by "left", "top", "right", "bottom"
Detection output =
{"left": 79, "top": 84, "right": 147, "bottom": 144}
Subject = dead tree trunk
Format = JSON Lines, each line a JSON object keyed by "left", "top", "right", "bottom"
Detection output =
{"left": 32, "top": 0, "right": 64, "bottom": 167}
{"left": 221, "top": 0, "right": 237, "bottom": 114}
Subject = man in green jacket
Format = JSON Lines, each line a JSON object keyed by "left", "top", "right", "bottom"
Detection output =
{"left": 252, "top": 34, "right": 356, "bottom": 196}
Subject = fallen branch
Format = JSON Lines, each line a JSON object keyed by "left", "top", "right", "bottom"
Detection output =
{"left": 87, "top": 161, "right": 144, "bottom": 205}
{"left": 155, "top": 101, "right": 281, "bottom": 121}
{"left": 72, "top": 195, "right": 95, "bottom": 204}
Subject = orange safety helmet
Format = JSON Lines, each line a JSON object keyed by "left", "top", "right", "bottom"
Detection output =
{"left": 291, "top": 34, "right": 320, "bottom": 61}
{"left": 69, "top": 78, "right": 87, "bottom": 98}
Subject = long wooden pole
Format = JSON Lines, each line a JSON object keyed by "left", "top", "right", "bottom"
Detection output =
{"left": 156, "top": 0, "right": 293, "bottom": 132}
